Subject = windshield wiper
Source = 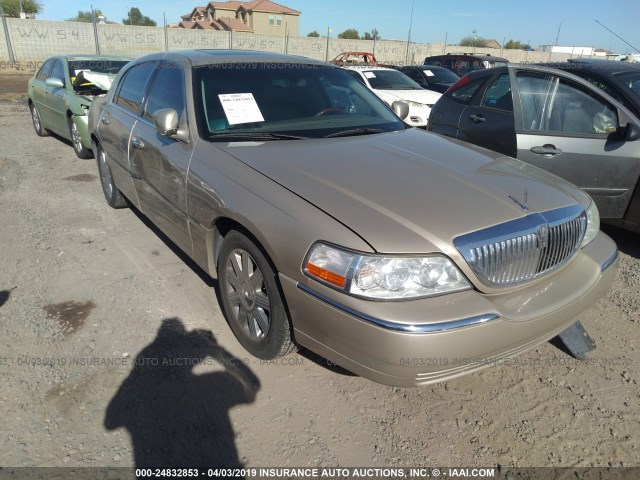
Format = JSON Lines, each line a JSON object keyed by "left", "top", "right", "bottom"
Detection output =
{"left": 325, "top": 128, "right": 385, "bottom": 138}
{"left": 208, "top": 132, "right": 309, "bottom": 141}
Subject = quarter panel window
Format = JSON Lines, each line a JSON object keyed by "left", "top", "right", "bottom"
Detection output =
{"left": 115, "top": 62, "right": 157, "bottom": 115}
{"left": 447, "top": 77, "right": 485, "bottom": 105}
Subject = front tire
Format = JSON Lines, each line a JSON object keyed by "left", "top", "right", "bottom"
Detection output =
{"left": 218, "top": 231, "right": 295, "bottom": 359}
{"left": 69, "top": 117, "right": 93, "bottom": 159}
{"left": 29, "top": 102, "right": 48, "bottom": 137}
{"left": 96, "top": 142, "right": 128, "bottom": 209}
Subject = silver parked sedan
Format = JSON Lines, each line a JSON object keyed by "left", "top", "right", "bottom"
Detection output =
{"left": 89, "top": 50, "right": 618, "bottom": 387}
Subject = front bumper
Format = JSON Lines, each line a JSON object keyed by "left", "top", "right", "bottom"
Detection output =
{"left": 282, "top": 232, "right": 618, "bottom": 387}
{"left": 404, "top": 104, "right": 431, "bottom": 128}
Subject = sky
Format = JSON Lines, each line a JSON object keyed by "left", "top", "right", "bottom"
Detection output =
{"left": 39, "top": 0, "right": 640, "bottom": 54}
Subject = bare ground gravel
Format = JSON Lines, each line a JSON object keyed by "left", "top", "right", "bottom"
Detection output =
{"left": 0, "top": 98, "right": 639, "bottom": 473}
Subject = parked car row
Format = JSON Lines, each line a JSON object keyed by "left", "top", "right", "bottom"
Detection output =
{"left": 27, "top": 50, "right": 624, "bottom": 387}
{"left": 427, "top": 61, "right": 640, "bottom": 234}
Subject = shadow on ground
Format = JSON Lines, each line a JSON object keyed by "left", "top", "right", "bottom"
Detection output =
{"left": 105, "top": 317, "right": 260, "bottom": 468}
{"left": 602, "top": 224, "right": 640, "bottom": 259}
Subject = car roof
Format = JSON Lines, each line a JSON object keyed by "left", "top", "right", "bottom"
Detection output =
{"left": 61, "top": 55, "right": 133, "bottom": 61}
{"left": 130, "top": 49, "right": 329, "bottom": 68}
{"left": 558, "top": 58, "right": 640, "bottom": 74}
{"left": 401, "top": 65, "right": 454, "bottom": 71}
{"left": 343, "top": 65, "right": 395, "bottom": 72}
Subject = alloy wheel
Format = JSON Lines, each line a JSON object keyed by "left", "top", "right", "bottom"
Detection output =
{"left": 224, "top": 248, "right": 271, "bottom": 341}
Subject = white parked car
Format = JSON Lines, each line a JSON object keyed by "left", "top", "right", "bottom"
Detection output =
{"left": 343, "top": 66, "right": 441, "bottom": 127}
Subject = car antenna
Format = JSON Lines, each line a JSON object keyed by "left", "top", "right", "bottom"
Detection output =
{"left": 594, "top": 20, "right": 640, "bottom": 54}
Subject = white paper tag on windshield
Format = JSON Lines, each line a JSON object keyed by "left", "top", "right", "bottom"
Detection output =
{"left": 363, "top": 72, "right": 376, "bottom": 79}
{"left": 218, "top": 93, "right": 265, "bottom": 125}
{"left": 424, "top": 70, "right": 435, "bottom": 77}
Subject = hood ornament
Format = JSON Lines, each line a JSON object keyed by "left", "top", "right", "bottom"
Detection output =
{"left": 509, "top": 189, "right": 529, "bottom": 211}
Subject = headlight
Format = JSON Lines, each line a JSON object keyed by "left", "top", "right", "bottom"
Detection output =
{"left": 581, "top": 200, "right": 600, "bottom": 247}
{"left": 81, "top": 104, "right": 90, "bottom": 111}
{"left": 303, "top": 242, "right": 471, "bottom": 300}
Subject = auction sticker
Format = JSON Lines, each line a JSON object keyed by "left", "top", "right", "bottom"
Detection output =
{"left": 218, "top": 93, "right": 265, "bottom": 125}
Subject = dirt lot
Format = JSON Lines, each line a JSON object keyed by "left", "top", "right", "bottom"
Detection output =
{"left": 0, "top": 95, "right": 639, "bottom": 473}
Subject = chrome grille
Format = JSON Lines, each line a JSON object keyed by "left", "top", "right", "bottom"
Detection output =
{"left": 454, "top": 205, "right": 587, "bottom": 287}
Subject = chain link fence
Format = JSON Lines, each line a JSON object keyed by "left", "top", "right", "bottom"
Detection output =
{"left": 0, "top": 16, "right": 593, "bottom": 72}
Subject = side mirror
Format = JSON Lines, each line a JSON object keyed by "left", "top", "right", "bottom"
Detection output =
{"left": 45, "top": 77, "right": 64, "bottom": 88}
{"left": 391, "top": 100, "right": 410, "bottom": 120}
{"left": 153, "top": 108, "right": 189, "bottom": 142}
{"left": 617, "top": 122, "right": 640, "bottom": 142}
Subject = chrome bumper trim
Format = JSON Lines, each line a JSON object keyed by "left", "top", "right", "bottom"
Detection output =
{"left": 601, "top": 249, "right": 619, "bottom": 272}
{"left": 297, "top": 283, "right": 499, "bottom": 333}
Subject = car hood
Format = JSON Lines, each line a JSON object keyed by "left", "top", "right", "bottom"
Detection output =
{"left": 217, "top": 129, "right": 589, "bottom": 255}
{"left": 374, "top": 89, "right": 442, "bottom": 105}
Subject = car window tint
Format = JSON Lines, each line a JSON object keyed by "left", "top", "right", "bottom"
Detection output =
{"left": 616, "top": 71, "right": 640, "bottom": 96}
{"left": 50, "top": 59, "right": 66, "bottom": 86}
{"left": 144, "top": 63, "right": 186, "bottom": 123}
{"left": 448, "top": 77, "right": 484, "bottom": 105}
{"left": 517, "top": 71, "right": 618, "bottom": 135}
{"left": 36, "top": 59, "right": 54, "bottom": 81}
{"left": 115, "top": 62, "right": 156, "bottom": 115}
{"left": 481, "top": 73, "right": 512, "bottom": 111}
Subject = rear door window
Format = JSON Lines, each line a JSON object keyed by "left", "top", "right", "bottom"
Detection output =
{"left": 481, "top": 73, "right": 513, "bottom": 111}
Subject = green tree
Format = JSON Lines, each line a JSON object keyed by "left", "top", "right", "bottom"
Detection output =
{"left": 307, "top": 30, "right": 320, "bottom": 37}
{"left": 505, "top": 39, "right": 531, "bottom": 50}
{"left": 66, "top": 10, "right": 96, "bottom": 23}
{"left": 364, "top": 28, "right": 380, "bottom": 41}
{"left": 338, "top": 28, "right": 360, "bottom": 40}
{"left": 459, "top": 35, "right": 487, "bottom": 47}
{"left": 0, "top": 0, "right": 42, "bottom": 17}
{"left": 122, "top": 7, "right": 156, "bottom": 26}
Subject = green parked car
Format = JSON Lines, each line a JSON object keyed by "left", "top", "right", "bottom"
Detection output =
{"left": 28, "top": 55, "right": 131, "bottom": 159}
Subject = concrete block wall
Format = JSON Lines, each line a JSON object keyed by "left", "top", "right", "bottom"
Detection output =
{"left": 0, "top": 18, "right": 594, "bottom": 72}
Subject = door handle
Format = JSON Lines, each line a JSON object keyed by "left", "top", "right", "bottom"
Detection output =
{"left": 469, "top": 114, "right": 485, "bottom": 123}
{"left": 100, "top": 116, "right": 110, "bottom": 125}
{"left": 530, "top": 144, "right": 562, "bottom": 157}
{"left": 131, "top": 137, "right": 145, "bottom": 149}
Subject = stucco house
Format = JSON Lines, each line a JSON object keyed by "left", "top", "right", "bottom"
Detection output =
{"left": 179, "top": 1, "right": 300, "bottom": 35}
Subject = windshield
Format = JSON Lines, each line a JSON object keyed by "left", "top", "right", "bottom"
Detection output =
{"left": 420, "top": 68, "right": 459, "bottom": 84}
{"left": 194, "top": 63, "right": 405, "bottom": 140}
{"left": 616, "top": 71, "right": 640, "bottom": 96}
{"left": 69, "top": 60, "right": 130, "bottom": 76}
{"left": 364, "top": 70, "right": 423, "bottom": 90}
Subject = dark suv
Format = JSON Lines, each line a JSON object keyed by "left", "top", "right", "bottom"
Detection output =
{"left": 424, "top": 53, "right": 509, "bottom": 76}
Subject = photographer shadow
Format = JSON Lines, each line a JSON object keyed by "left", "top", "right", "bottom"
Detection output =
{"left": 104, "top": 317, "right": 260, "bottom": 469}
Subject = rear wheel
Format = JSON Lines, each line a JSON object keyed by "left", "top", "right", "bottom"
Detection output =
{"left": 69, "top": 117, "right": 93, "bottom": 159}
{"left": 218, "top": 231, "right": 295, "bottom": 359}
{"left": 29, "top": 103, "right": 48, "bottom": 137}
{"left": 96, "top": 142, "right": 128, "bottom": 209}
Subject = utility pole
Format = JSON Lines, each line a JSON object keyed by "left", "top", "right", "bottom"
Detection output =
{"left": 549, "top": 22, "right": 561, "bottom": 61}
{"left": 405, "top": 0, "right": 415, "bottom": 65}
{"left": 472, "top": 29, "right": 477, "bottom": 54}
{"left": 325, "top": 26, "right": 331, "bottom": 61}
